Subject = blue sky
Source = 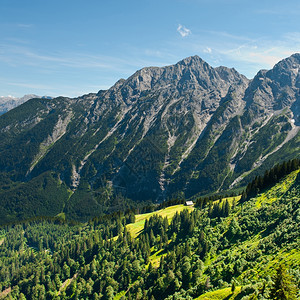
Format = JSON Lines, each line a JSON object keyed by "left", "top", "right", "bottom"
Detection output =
{"left": 1, "top": 0, "right": 300, "bottom": 98}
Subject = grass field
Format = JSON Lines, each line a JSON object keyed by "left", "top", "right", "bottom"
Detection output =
{"left": 213, "top": 195, "right": 241, "bottom": 205}
{"left": 55, "top": 212, "right": 66, "bottom": 220}
{"left": 255, "top": 169, "right": 299, "bottom": 208}
{"left": 149, "top": 248, "right": 165, "bottom": 267}
{"left": 126, "top": 204, "right": 194, "bottom": 238}
{"left": 114, "top": 290, "right": 126, "bottom": 300}
{"left": 195, "top": 286, "right": 241, "bottom": 300}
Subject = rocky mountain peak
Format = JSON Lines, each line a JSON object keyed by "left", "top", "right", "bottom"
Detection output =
{"left": 241, "top": 54, "right": 300, "bottom": 121}
{"left": 0, "top": 94, "right": 42, "bottom": 115}
{"left": 177, "top": 55, "right": 204, "bottom": 66}
{"left": 105, "top": 55, "right": 250, "bottom": 105}
{"left": 101, "top": 56, "right": 214, "bottom": 104}
{"left": 0, "top": 54, "right": 299, "bottom": 222}
{"left": 266, "top": 53, "right": 300, "bottom": 87}
{"left": 215, "top": 66, "right": 248, "bottom": 83}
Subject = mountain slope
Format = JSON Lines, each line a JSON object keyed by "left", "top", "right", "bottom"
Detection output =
{"left": 0, "top": 167, "right": 299, "bottom": 299}
{"left": 0, "top": 54, "right": 299, "bottom": 222}
{"left": 0, "top": 94, "right": 49, "bottom": 115}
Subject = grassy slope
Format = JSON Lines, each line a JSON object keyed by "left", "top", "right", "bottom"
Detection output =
{"left": 124, "top": 205, "right": 195, "bottom": 271}
{"left": 126, "top": 204, "right": 194, "bottom": 238}
{"left": 255, "top": 169, "right": 299, "bottom": 208}
{"left": 213, "top": 195, "right": 241, "bottom": 205}
{"left": 196, "top": 286, "right": 241, "bottom": 300}
{"left": 125, "top": 197, "right": 240, "bottom": 273}
{"left": 248, "top": 169, "right": 300, "bottom": 278}
{"left": 195, "top": 169, "right": 300, "bottom": 300}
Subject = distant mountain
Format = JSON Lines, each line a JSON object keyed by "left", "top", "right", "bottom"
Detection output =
{"left": 0, "top": 94, "right": 52, "bottom": 115}
{"left": 0, "top": 54, "right": 299, "bottom": 222}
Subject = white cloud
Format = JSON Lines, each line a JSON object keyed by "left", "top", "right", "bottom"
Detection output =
{"left": 177, "top": 24, "right": 191, "bottom": 38}
{"left": 221, "top": 43, "right": 298, "bottom": 69}
{"left": 17, "top": 24, "right": 33, "bottom": 28}
{"left": 6, "top": 81, "right": 54, "bottom": 90}
{"left": 255, "top": 6, "right": 300, "bottom": 16}
{"left": 284, "top": 32, "right": 300, "bottom": 43}
{"left": 203, "top": 47, "right": 212, "bottom": 53}
{"left": 201, "top": 30, "right": 254, "bottom": 42}
{"left": 173, "top": 28, "right": 300, "bottom": 77}
{"left": 0, "top": 43, "right": 139, "bottom": 72}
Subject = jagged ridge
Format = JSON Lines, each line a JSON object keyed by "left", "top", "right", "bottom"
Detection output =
{"left": 0, "top": 54, "right": 299, "bottom": 221}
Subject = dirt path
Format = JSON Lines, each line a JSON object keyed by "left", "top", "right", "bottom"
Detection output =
{"left": 0, "top": 287, "right": 11, "bottom": 299}
{"left": 58, "top": 273, "right": 78, "bottom": 295}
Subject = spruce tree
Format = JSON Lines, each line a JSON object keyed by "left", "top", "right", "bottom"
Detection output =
{"left": 270, "top": 264, "right": 297, "bottom": 300}
{"left": 231, "top": 280, "right": 236, "bottom": 293}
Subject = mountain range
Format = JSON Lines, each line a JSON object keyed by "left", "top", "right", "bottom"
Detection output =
{"left": 0, "top": 94, "right": 52, "bottom": 115}
{"left": 0, "top": 54, "right": 299, "bottom": 222}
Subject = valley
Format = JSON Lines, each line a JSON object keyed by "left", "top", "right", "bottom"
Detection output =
{"left": 0, "top": 163, "right": 299, "bottom": 299}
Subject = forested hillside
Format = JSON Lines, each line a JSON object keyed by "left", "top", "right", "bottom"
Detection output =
{"left": 0, "top": 166, "right": 299, "bottom": 299}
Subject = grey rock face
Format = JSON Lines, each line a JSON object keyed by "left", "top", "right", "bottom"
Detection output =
{"left": 0, "top": 54, "right": 299, "bottom": 220}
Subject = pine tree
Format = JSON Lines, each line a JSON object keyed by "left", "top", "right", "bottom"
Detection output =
{"left": 231, "top": 280, "right": 236, "bottom": 293}
{"left": 270, "top": 264, "right": 297, "bottom": 300}
{"left": 224, "top": 199, "right": 231, "bottom": 217}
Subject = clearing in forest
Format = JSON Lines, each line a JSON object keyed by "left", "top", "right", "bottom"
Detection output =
{"left": 127, "top": 204, "right": 194, "bottom": 238}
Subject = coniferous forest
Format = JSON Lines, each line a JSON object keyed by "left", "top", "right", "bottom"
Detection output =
{"left": 0, "top": 161, "right": 299, "bottom": 299}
